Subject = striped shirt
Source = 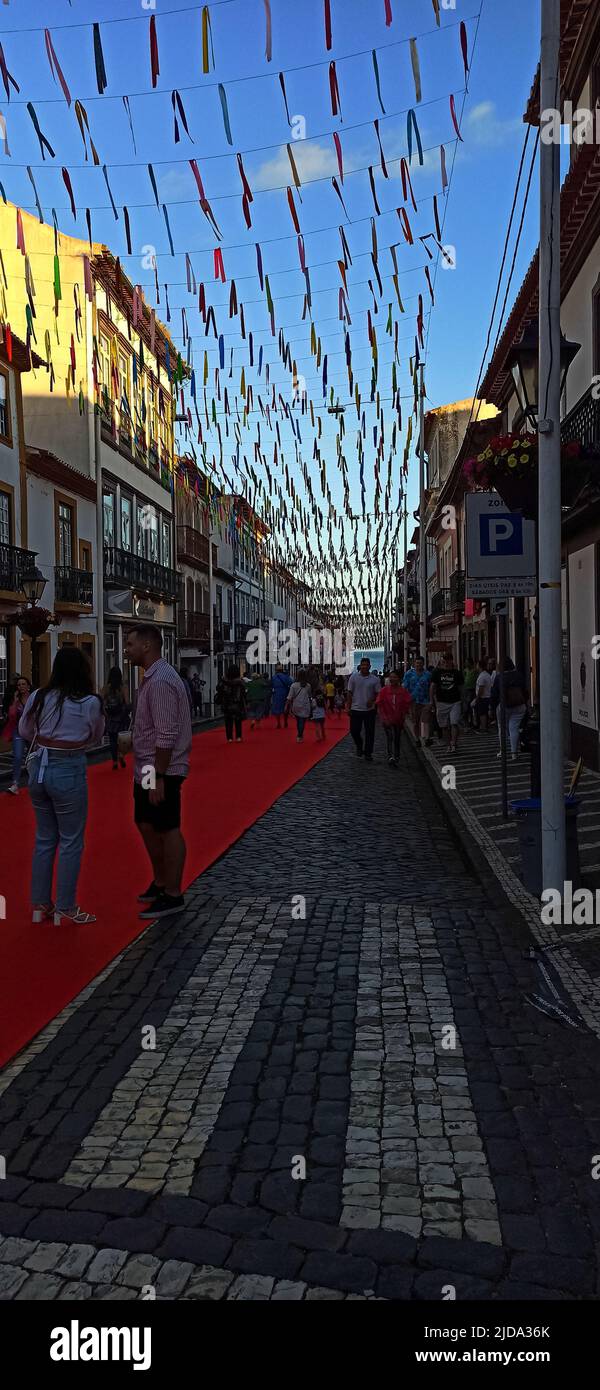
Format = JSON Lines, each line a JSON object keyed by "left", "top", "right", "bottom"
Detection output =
{"left": 132, "top": 658, "right": 192, "bottom": 783}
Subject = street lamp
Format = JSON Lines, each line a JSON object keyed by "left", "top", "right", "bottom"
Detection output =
{"left": 14, "top": 567, "right": 57, "bottom": 690}
{"left": 506, "top": 320, "right": 581, "bottom": 427}
{"left": 22, "top": 567, "right": 48, "bottom": 605}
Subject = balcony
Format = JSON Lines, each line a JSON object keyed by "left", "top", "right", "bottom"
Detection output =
{"left": 178, "top": 611, "right": 209, "bottom": 644}
{"left": 104, "top": 546, "right": 178, "bottom": 601}
{"left": 431, "top": 588, "right": 450, "bottom": 619}
{"left": 561, "top": 386, "right": 600, "bottom": 449}
{"left": 177, "top": 526, "right": 209, "bottom": 569}
{"left": 55, "top": 566, "right": 93, "bottom": 609}
{"left": 0, "top": 543, "right": 37, "bottom": 595}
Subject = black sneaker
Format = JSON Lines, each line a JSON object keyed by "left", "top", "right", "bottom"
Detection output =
{"left": 140, "top": 892, "right": 185, "bottom": 920}
{"left": 138, "top": 880, "right": 162, "bottom": 901}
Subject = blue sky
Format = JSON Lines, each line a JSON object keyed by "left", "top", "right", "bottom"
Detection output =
{"left": 0, "top": 0, "right": 540, "bottom": 619}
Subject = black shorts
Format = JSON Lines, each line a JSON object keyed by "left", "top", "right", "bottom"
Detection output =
{"left": 134, "top": 776, "right": 184, "bottom": 832}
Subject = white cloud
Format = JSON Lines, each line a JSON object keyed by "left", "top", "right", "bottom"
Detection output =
{"left": 465, "top": 101, "right": 522, "bottom": 147}
{"left": 252, "top": 141, "right": 338, "bottom": 191}
{"left": 158, "top": 167, "right": 192, "bottom": 201}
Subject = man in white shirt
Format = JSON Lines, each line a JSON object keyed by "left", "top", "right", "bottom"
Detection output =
{"left": 346, "top": 658, "right": 381, "bottom": 761}
{"left": 475, "top": 658, "right": 492, "bottom": 732}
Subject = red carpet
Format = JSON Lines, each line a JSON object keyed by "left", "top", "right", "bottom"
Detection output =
{"left": 0, "top": 718, "right": 347, "bottom": 1068}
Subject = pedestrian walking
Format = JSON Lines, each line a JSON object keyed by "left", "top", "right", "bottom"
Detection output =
{"left": 246, "top": 670, "right": 268, "bottom": 729}
{"left": 492, "top": 658, "right": 528, "bottom": 761}
{"left": 3, "top": 675, "right": 31, "bottom": 794}
{"left": 285, "top": 669, "right": 313, "bottom": 742}
{"left": 102, "top": 666, "right": 130, "bottom": 770}
{"left": 190, "top": 673, "right": 204, "bottom": 718}
{"left": 125, "top": 624, "right": 192, "bottom": 920}
{"left": 402, "top": 656, "right": 432, "bottom": 747}
{"left": 474, "top": 658, "right": 492, "bottom": 733}
{"left": 430, "top": 652, "right": 464, "bottom": 754}
{"left": 324, "top": 675, "right": 335, "bottom": 713}
{"left": 347, "top": 657, "right": 380, "bottom": 761}
{"left": 376, "top": 669, "right": 411, "bottom": 767}
{"left": 333, "top": 684, "right": 346, "bottom": 719}
{"left": 312, "top": 689, "right": 327, "bottom": 741}
{"left": 19, "top": 647, "right": 104, "bottom": 925}
{"left": 271, "top": 664, "right": 292, "bottom": 728}
{"left": 216, "top": 664, "right": 247, "bottom": 742}
{"left": 179, "top": 667, "right": 195, "bottom": 719}
{"left": 462, "top": 657, "right": 477, "bottom": 727}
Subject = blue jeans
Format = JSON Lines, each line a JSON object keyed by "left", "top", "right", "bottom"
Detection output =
{"left": 28, "top": 751, "right": 88, "bottom": 911}
{"left": 12, "top": 734, "right": 26, "bottom": 783}
{"left": 295, "top": 716, "right": 306, "bottom": 739}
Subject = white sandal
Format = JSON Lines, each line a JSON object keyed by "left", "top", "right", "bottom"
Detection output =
{"left": 32, "top": 902, "right": 54, "bottom": 923}
{"left": 54, "top": 906, "right": 96, "bottom": 926}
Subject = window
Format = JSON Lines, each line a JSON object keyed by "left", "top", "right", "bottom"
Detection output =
{"left": 0, "top": 624, "right": 8, "bottom": 702}
{"left": 0, "top": 370, "right": 9, "bottom": 442}
{"left": 216, "top": 585, "right": 223, "bottom": 621}
{"left": 135, "top": 501, "right": 145, "bottom": 557}
{"left": 58, "top": 501, "right": 74, "bottom": 567}
{"left": 161, "top": 517, "right": 171, "bottom": 569}
{"left": 146, "top": 508, "right": 159, "bottom": 562}
{"left": 0, "top": 489, "right": 10, "bottom": 546}
{"left": 79, "top": 540, "right": 92, "bottom": 572}
{"left": 227, "top": 589, "right": 233, "bottom": 625}
{"left": 98, "top": 334, "right": 111, "bottom": 391}
{"left": 103, "top": 491, "right": 115, "bottom": 547}
{"left": 121, "top": 495, "right": 132, "bottom": 552}
{"left": 186, "top": 577, "right": 194, "bottom": 612}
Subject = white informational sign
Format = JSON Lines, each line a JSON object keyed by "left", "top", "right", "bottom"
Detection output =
{"left": 465, "top": 492, "right": 536, "bottom": 597}
{"left": 569, "top": 545, "right": 597, "bottom": 731}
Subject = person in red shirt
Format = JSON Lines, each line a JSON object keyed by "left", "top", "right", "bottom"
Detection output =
{"left": 376, "top": 669, "right": 412, "bottom": 767}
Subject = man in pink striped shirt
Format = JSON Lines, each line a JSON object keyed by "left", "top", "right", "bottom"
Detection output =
{"left": 125, "top": 625, "right": 192, "bottom": 920}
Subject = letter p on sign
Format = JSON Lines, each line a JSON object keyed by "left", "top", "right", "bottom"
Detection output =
{"left": 480, "top": 512, "right": 522, "bottom": 556}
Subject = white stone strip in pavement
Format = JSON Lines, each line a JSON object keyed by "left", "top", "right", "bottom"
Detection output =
{"left": 420, "top": 743, "right": 600, "bottom": 1040}
{"left": 0, "top": 1236, "right": 381, "bottom": 1300}
{"left": 340, "top": 905, "right": 502, "bottom": 1247}
{"left": 63, "top": 901, "right": 287, "bottom": 1195}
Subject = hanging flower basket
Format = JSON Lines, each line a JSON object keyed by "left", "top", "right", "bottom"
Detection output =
{"left": 463, "top": 433, "right": 600, "bottom": 520}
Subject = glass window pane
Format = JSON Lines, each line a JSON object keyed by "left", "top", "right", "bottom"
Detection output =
{"left": 0, "top": 491, "right": 10, "bottom": 546}
{"left": 0, "top": 375, "right": 7, "bottom": 437}
{"left": 103, "top": 491, "right": 115, "bottom": 546}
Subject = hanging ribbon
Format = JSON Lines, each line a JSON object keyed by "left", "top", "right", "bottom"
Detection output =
{"left": 44, "top": 29, "right": 71, "bottom": 106}
{"left": 123, "top": 205, "right": 132, "bottom": 254}
{"left": 16, "top": 207, "right": 26, "bottom": 255}
{"left": 384, "top": 0, "right": 393, "bottom": 24}
{"left": 440, "top": 144, "right": 448, "bottom": 190}
{"left": 74, "top": 100, "right": 100, "bottom": 165}
{"left": 371, "top": 50, "right": 385, "bottom": 115}
{"left": 368, "top": 167, "right": 380, "bottom": 215}
{"left": 407, "top": 108, "right": 423, "bottom": 165}
{"left": 460, "top": 21, "right": 469, "bottom": 76}
{"left": 27, "top": 103, "right": 55, "bottom": 160}
{"left": 189, "top": 159, "right": 222, "bottom": 237}
{"left": 397, "top": 207, "right": 413, "bottom": 245}
{"left": 329, "top": 61, "right": 341, "bottom": 118}
{"left": 172, "top": 89, "right": 192, "bottom": 143}
{"left": 122, "top": 95, "right": 136, "bottom": 154}
{"left": 263, "top": 0, "right": 272, "bottom": 60}
{"left": 400, "top": 157, "right": 417, "bottom": 212}
{"left": 255, "top": 242, "right": 264, "bottom": 291}
{"left": 287, "top": 142, "right": 301, "bottom": 190}
{"left": 93, "top": 23, "right": 107, "bottom": 94}
{"left": 148, "top": 163, "right": 160, "bottom": 208}
{"left": 324, "top": 0, "right": 332, "bottom": 50}
{"left": 218, "top": 83, "right": 232, "bottom": 144}
{"left": 202, "top": 6, "right": 214, "bottom": 73}
{"left": 374, "top": 120, "right": 388, "bottom": 178}
{"left": 409, "top": 37, "right": 422, "bottom": 103}
{"left": 102, "top": 165, "right": 118, "bottom": 219}
{"left": 27, "top": 167, "right": 43, "bottom": 222}
{"left": 83, "top": 255, "right": 93, "bottom": 301}
{"left": 0, "top": 42, "right": 19, "bottom": 101}
{"left": 150, "top": 15, "right": 160, "bottom": 89}
{"left": 214, "top": 248, "right": 226, "bottom": 282}
{"left": 86, "top": 208, "right": 93, "bottom": 248}
{"left": 286, "top": 187, "right": 300, "bottom": 233}
{"left": 0, "top": 114, "right": 8, "bottom": 158}
{"left": 331, "top": 176, "right": 348, "bottom": 217}
{"left": 450, "top": 94, "right": 463, "bottom": 141}
{"left": 432, "top": 0, "right": 441, "bottom": 26}
{"left": 279, "top": 71, "right": 291, "bottom": 124}
{"left": 62, "top": 168, "right": 77, "bottom": 219}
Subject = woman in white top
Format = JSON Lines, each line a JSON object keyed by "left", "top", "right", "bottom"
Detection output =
{"left": 19, "top": 647, "right": 105, "bottom": 925}
{"left": 285, "top": 670, "right": 313, "bottom": 743}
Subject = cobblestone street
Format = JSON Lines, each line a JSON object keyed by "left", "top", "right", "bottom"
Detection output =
{"left": 1, "top": 730, "right": 600, "bottom": 1301}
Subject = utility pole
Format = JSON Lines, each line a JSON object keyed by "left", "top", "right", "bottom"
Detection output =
{"left": 538, "top": 0, "right": 565, "bottom": 894}
{"left": 418, "top": 363, "right": 427, "bottom": 661}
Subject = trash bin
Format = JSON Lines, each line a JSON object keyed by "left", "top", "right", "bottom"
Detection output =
{"left": 509, "top": 796, "right": 581, "bottom": 897}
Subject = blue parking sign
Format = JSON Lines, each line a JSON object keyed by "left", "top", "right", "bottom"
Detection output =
{"left": 479, "top": 512, "right": 523, "bottom": 556}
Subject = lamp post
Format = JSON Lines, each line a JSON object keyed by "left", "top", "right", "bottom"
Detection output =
{"left": 15, "top": 567, "right": 57, "bottom": 689}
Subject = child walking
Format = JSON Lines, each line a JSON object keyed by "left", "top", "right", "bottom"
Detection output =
{"left": 312, "top": 690, "right": 326, "bottom": 741}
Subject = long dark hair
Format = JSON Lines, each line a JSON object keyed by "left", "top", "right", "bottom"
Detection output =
{"left": 106, "top": 665, "right": 123, "bottom": 691}
{"left": 32, "top": 646, "right": 98, "bottom": 733}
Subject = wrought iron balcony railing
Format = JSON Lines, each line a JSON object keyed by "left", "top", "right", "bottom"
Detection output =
{"left": 177, "top": 611, "right": 209, "bottom": 643}
{"left": 103, "top": 546, "right": 178, "bottom": 600}
{"left": 177, "top": 526, "right": 209, "bottom": 569}
{"left": 430, "top": 587, "right": 449, "bottom": 618}
{"left": 0, "top": 543, "right": 37, "bottom": 594}
{"left": 55, "top": 566, "right": 93, "bottom": 607}
{"left": 561, "top": 385, "right": 600, "bottom": 449}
